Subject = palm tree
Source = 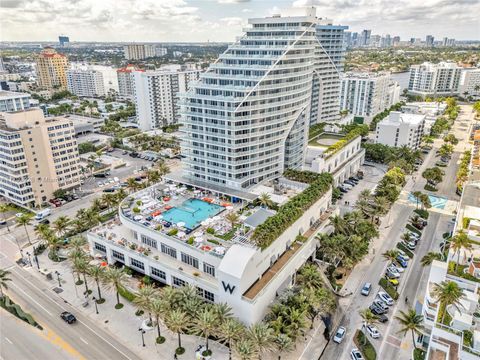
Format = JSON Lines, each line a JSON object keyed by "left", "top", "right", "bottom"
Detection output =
{"left": 160, "top": 286, "right": 181, "bottom": 311}
{"left": 212, "top": 302, "right": 233, "bottom": 323}
{"left": 374, "top": 196, "right": 390, "bottom": 216}
{"left": 450, "top": 231, "right": 473, "bottom": 270}
{"left": 193, "top": 307, "right": 219, "bottom": 354}
{"left": 102, "top": 193, "right": 118, "bottom": 211}
{"left": 225, "top": 212, "right": 240, "bottom": 229}
{"left": 355, "top": 199, "right": 374, "bottom": 221}
{"left": 0, "top": 268, "right": 12, "bottom": 298}
{"left": 69, "top": 236, "right": 86, "bottom": 251}
{"left": 150, "top": 298, "right": 166, "bottom": 343}
{"left": 164, "top": 309, "right": 188, "bottom": 352}
{"left": 274, "top": 333, "right": 294, "bottom": 360}
{"left": 218, "top": 318, "right": 245, "bottom": 360}
{"left": 234, "top": 338, "right": 258, "bottom": 360}
{"left": 104, "top": 267, "right": 128, "bottom": 309}
{"left": 46, "top": 233, "right": 63, "bottom": 261}
{"left": 296, "top": 263, "right": 323, "bottom": 291}
{"left": 421, "top": 252, "right": 442, "bottom": 267}
{"left": 146, "top": 170, "right": 160, "bottom": 186}
{"left": 248, "top": 323, "right": 275, "bottom": 359}
{"left": 35, "top": 223, "right": 53, "bottom": 244}
{"left": 0, "top": 203, "right": 10, "bottom": 232}
{"left": 88, "top": 265, "right": 105, "bottom": 302}
{"left": 154, "top": 161, "right": 170, "bottom": 179}
{"left": 382, "top": 249, "right": 399, "bottom": 265}
{"left": 52, "top": 216, "right": 70, "bottom": 237}
{"left": 359, "top": 309, "right": 379, "bottom": 345}
{"left": 412, "top": 191, "right": 423, "bottom": 209}
{"left": 432, "top": 281, "right": 465, "bottom": 324}
{"left": 91, "top": 198, "right": 104, "bottom": 212}
{"left": 329, "top": 215, "right": 348, "bottom": 235}
{"left": 133, "top": 285, "right": 157, "bottom": 323}
{"left": 258, "top": 193, "right": 274, "bottom": 209}
{"left": 84, "top": 209, "right": 101, "bottom": 228}
{"left": 73, "top": 257, "right": 90, "bottom": 294}
{"left": 126, "top": 178, "right": 139, "bottom": 193}
{"left": 15, "top": 214, "right": 32, "bottom": 245}
{"left": 395, "top": 309, "right": 424, "bottom": 349}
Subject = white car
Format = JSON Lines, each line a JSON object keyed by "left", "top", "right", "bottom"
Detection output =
{"left": 378, "top": 291, "right": 394, "bottom": 306}
{"left": 393, "top": 265, "right": 405, "bottom": 273}
{"left": 405, "top": 241, "right": 416, "bottom": 251}
{"left": 343, "top": 183, "right": 353, "bottom": 190}
{"left": 350, "top": 348, "right": 364, "bottom": 360}
{"left": 98, "top": 182, "right": 104, "bottom": 187}
{"left": 407, "top": 231, "right": 420, "bottom": 240}
{"left": 364, "top": 324, "right": 380, "bottom": 339}
{"left": 333, "top": 326, "right": 346, "bottom": 343}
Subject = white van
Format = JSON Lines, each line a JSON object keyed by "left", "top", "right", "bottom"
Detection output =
{"left": 35, "top": 208, "right": 51, "bottom": 220}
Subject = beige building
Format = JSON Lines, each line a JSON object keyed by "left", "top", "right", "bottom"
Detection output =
{"left": 35, "top": 47, "right": 69, "bottom": 90}
{"left": 0, "top": 109, "right": 80, "bottom": 208}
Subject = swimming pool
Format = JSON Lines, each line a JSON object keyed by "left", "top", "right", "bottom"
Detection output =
{"left": 408, "top": 193, "right": 448, "bottom": 209}
{"left": 162, "top": 199, "right": 224, "bottom": 229}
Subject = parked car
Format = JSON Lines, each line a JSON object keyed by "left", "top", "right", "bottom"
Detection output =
{"left": 396, "top": 257, "right": 408, "bottom": 268}
{"left": 361, "top": 282, "right": 372, "bottom": 296}
{"left": 344, "top": 180, "right": 356, "bottom": 186}
{"left": 350, "top": 348, "right": 364, "bottom": 360}
{"left": 333, "top": 326, "right": 346, "bottom": 343}
{"left": 60, "top": 311, "right": 76, "bottom": 324}
{"left": 103, "top": 188, "right": 115, "bottom": 193}
{"left": 412, "top": 222, "right": 424, "bottom": 230}
{"left": 369, "top": 304, "right": 386, "bottom": 315}
{"left": 405, "top": 241, "right": 416, "bottom": 251}
{"left": 377, "top": 314, "right": 389, "bottom": 323}
{"left": 364, "top": 324, "right": 380, "bottom": 339}
{"left": 387, "top": 264, "right": 401, "bottom": 276}
{"left": 338, "top": 187, "right": 348, "bottom": 193}
{"left": 0, "top": 219, "right": 7, "bottom": 225}
{"left": 378, "top": 291, "right": 394, "bottom": 306}
{"left": 393, "top": 265, "right": 405, "bottom": 273}
{"left": 386, "top": 269, "right": 400, "bottom": 280}
{"left": 372, "top": 299, "right": 389, "bottom": 312}
{"left": 387, "top": 277, "right": 399, "bottom": 286}
{"left": 343, "top": 183, "right": 353, "bottom": 190}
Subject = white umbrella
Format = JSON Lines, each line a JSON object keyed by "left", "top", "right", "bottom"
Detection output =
{"left": 177, "top": 221, "right": 186, "bottom": 228}
{"left": 226, "top": 206, "right": 234, "bottom": 210}
{"left": 193, "top": 190, "right": 201, "bottom": 194}
{"left": 214, "top": 247, "right": 226, "bottom": 255}
{"left": 178, "top": 231, "right": 186, "bottom": 238}
{"left": 194, "top": 237, "right": 203, "bottom": 243}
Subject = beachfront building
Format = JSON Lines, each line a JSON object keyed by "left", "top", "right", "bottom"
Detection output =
{"left": 408, "top": 62, "right": 462, "bottom": 96}
{"left": 66, "top": 69, "right": 105, "bottom": 97}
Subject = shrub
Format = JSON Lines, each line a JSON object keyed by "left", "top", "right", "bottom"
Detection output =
{"left": 414, "top": 209, "right": 429, "bottom": 219}
{"left": 463, "top": 330, "right": 473, "bottom": 348}
{"left": 176, "top": 347, "right": 185, "bottom": 355}
{"left": 252, "top": 172, "right": 332, "bottom": 249}
{"left": 397, "top": 242, "right": 414, "bottom": 258}
{"left": 354, "top": 330, "right": 377, "bottom": 360}
{"left": 424, "top": 184, "right": 437, "bottom": 192}
{"left": 187, "top": 237, "right": 194, "bottom": 245}
{"left": 156, "top": 336, "right": 166, "bottom": 344}
{"left": 115, "top": 303, "right": 124, "bottom": 309}
{"left": 167, "top": 229, "right": 179, "bottom": 236}
{"left": 206, "top": 227, "right": 215, "bottom": 235}
{"left": 378, "top": 278, "right": 399, "bottom": 300}
{"left": 135, "top": 309, "right": 144, "bottom": 316}
{"left": 118, "top": 286, "right": 137, "bottom": 302}
{"left": 413, "top": 348, "right": 426, "bottom": 360}
{"left": 208, "top": 238, "right": 220, "bottom": 245}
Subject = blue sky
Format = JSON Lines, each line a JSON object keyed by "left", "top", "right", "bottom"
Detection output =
{"left": 1, "top": 0, "right": 479, "bottom": 42}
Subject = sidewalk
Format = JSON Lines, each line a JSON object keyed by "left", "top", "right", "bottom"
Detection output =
{"left": 24, "top": 245, "right": 327, "bottom": 360}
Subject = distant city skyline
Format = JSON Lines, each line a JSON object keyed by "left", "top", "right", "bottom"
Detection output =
{"left": 1, "top": 0, "right": 479, "bottom": 43}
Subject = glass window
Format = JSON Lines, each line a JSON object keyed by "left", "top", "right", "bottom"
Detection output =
{"left": 130, "top": 258, "right": 144, "bottom": 270}
{"left": 141, "top": 235, "right": 157, "bottom": 249}
{"left": 161, "top": 243, "right": 177, "bottom": 259}
{"left": 94, "top": 242, "right": 106, "bottom": 252}
{"left": 203, "top": 263, "right": 215, "bottom": 277}
{"left": 181, "top": 252, "right": 199, "bottom": 269}
{"left": 112, "top": 250, "right": 125, "bottom": 262}
{"left": 150, "top": 267, "right": 166, "bottom": 281}
{"left": 172, "top": 276, "right": 186, "bottom": 288}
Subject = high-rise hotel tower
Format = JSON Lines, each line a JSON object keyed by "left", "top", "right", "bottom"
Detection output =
{"left": 180, "top": 8, "right": 346, "bottom": 191}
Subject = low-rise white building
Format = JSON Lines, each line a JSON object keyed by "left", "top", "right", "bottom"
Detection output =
{"left": 459, "top": 68, "right": 480, "bottom": 99}
{"left": 340, "top": 72, "right": 400, "bottom": 123}
{"left": 305, "top": 133, "right": 365, "bottom": 186}
{"left": 67, "top": 69, "right": 105, "bottom": 97}
{"left": 133, "top": 68, "right": 201, "bottom": 131}
{"left": 375, "top": 111, "right": 425, "bottom": 149}
{"left": 88, "top": 180, "right": 335, "bottom": 325}
{"left": 0, "top": 91, "right": 31, "bottom": 112}
{"left": 408, "top": 61, "right": 462, "bottom": 96}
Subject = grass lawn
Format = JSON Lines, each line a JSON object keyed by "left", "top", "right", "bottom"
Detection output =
{"left": 354, "top": 330, "right": 377, "bottom": 360}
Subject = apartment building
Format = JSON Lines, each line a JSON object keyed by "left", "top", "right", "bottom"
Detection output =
{"left": 0, "top": 108, "right": 80, "bottom": 208}
{"left": 375, "top": 111, "right": 425, "bottom": 149}
{"left": 35, "top": 47, "right": 69, "bottom": 90}
{"left": 340, "top": 72, "right": 400, "bottom": 123}
{"left": 180, "top": 8, "right": 347, "bottom": 190}
{"left": 459, "top": 68, "right": 480, "bottom": 99}
{"left": 123, "top": 44, "right": 156, "bottom": 60}
{"left": 133, "top": 68, "right": 201, "bottom": 131}
{"left": 310, "top": 22, "right": 348, "bottom": 125}
{"left": 408, "top": 61, "right": 462, "bottom": 96}
{"left": 117, "top": 64, "right": 143, "bottom": 99}
{"left": 66, "top": 69, "right": 105, "bottom": 97}
{"left": 420, "top": 261, "right": 480, "bottom": 359}
{"left": 0, "top": 91, "right": 31, "bottom": 112}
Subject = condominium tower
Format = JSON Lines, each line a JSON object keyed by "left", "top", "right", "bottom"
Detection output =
{"left": 35, "top": 47, "right": 69, "bottom": 90}
{"left": 133, "top": 68, "right": 201, "bottom": 131}
{"left": 408, "top": 61, "right": 462, "bottom": 96}
{"left": 0, "top": 109, "right": 80, "bottom": 208}
{"left": 66, "top": 69, "right": 105, "bottom": 97}
{"left": 340, "top": 72, "right": 400, "bottom": 123}
{"left": 123, "top": 44, "right": 156, "bottom": 60}
{"left": 180, "top": 8, "right": 342, "bottom": 190}
{"left": 117, "top": 64, "right": 143, "bottom": 99}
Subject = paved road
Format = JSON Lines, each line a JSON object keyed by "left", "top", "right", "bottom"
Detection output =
{"left": 0, "top": 307, "right": 78, "bottom": 360}
{"left": 1, "top": 265, "right": 142, "bottom": 360}
{"left": 320, "top": 105, "right": 473, "bottom": 360}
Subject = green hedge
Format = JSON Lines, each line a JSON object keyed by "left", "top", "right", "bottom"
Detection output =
{"left": 118, "top": 286, "right": 137, "bottom": 302}
{"left": 252, "top": 172, "right": 332, "bottom": 249}
{"left": 414, "top": 209, "right": 429, "bottom": 219}
{"left": 354, "top": 330, "right": 377, "bottom": 360}
{"left": 406, "top": 224, "right": 421, "bottom": 236}
{"left": 413, "top": 348, "right": 426, "bottom": 360}
{"left": 0, "top": 296, "right": 43, "bottom": 330}
{"left": 378, "top": 278, "right": 399, "bottom": 300}
{"left": 397, "top": 242, "right": 414, "bottom": 258}
{"left": 324, "top": 127, "right": 364, "bottom": 157}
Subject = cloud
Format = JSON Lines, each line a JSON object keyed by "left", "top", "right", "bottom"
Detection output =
{"left": 0, "top": 0, "right": 25, "bottom": 8}
{"left": 241, "top": 8, "right": 252, "bottom": 13}
{"left": 220, "top": 17, "right": 245, "bottom": 27}
{"left": 217, "top": 0, "right": 250, "bottom": 3}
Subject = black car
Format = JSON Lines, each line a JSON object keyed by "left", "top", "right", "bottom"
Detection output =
{"left": 344, "top": 180, "right": 356, "bottom": 186}
{"left": 369, "top": 304, "right": 386, "bottom": 315}
{"left": 60, "top": 311, "right": 76, "bottom": 324}
{"left": 377, "top": 314, "right": 388, "bottom": 323}
{"left": 338, "top": 187, "right": 348, "bottom": 193}
{"left": 103, "top": 188, "right": 115, "bottom": 193}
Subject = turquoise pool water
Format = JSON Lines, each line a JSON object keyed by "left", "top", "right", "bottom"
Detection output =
{"left": 162, "top": 199, "right": 224, "bottom": 229}
{"left": 408, "top": 193, "right": 448, "bottom": 209}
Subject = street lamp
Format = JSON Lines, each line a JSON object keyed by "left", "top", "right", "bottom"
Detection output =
{"left": 138, "top": 328, "right": 146, "bottom": 347}
{"left": 55, "top": 271, "right": 62, "bottom": 287}
{"left": 92, "top": 296, "right": 99, "bottom": 314}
